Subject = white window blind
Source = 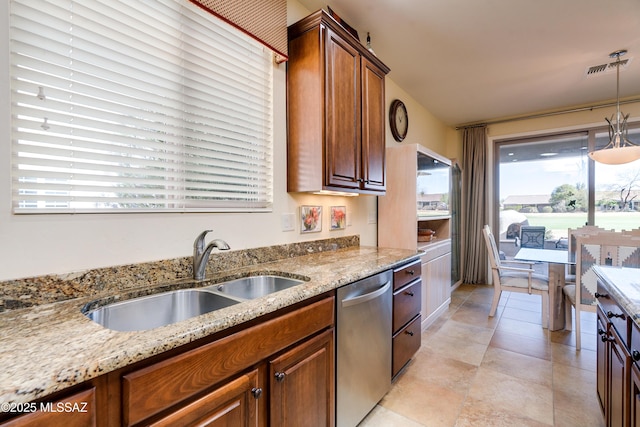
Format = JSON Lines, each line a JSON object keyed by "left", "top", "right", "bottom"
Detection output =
{"left": 10, "top": 0, "right": 274, "bottom": 213}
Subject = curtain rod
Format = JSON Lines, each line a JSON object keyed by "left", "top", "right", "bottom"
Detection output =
{"left": 455, "top": 97, "right": 640, "bottom": 130}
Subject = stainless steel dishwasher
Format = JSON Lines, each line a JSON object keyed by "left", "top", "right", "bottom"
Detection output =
{"left": 336, "top": 270, "right": 392, "bottom": 427}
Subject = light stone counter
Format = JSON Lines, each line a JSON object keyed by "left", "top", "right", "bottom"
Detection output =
{"left": 0, "top": 241, "right": 420, "bottom": 405}
{"left": 594, "top": 265, "right": 640, "bottom": 327}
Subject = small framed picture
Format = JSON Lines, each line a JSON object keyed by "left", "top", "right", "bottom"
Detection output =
{"left": 330, "top": 206, "right": 346, "bottom": 230}
{"left": 300, "top": 205, "right": 322, "bottom": 233}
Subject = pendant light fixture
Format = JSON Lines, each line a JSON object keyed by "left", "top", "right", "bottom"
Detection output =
{"left": 588, "top": 50, "right": 640, "bottom": 165}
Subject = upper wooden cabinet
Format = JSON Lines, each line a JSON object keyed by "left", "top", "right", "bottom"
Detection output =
{"left": 287, "top": 10, "right": 390, "bottom": 195}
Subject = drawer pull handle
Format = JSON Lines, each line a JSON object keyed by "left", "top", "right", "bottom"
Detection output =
{"left": 405, "top": 330, "right": 414, "bottom": 337}
{"left": 406, "top": 270, "right": 415, "bottom": 276}
{"left": 598, "top": 328, "right": 606, "bottom": 336}
{"left": 595, "top": 292, "right": 609, "bottom": 299}
{"left": 602, "top": 335, "right": 614, "bottom": 343}
{"left": 404, "top": 291, "right": 414, "bottom": 297}
{"left": 251, "top": 387, "right": 263, "bottom": 399}
{"left": 607, "top": 311, "right": 626, "bottom": 320}
{"left": 275, "top": 372, "right": 286, "bottom": 382}
{"left": 633, "top": 351, "right": 640, "bottom": 362}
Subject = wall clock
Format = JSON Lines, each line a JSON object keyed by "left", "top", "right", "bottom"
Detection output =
{"left": 389, "top": 99, "right": 408, "bottom": 142}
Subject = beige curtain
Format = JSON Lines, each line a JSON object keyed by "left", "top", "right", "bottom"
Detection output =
{"left": 461, "top": 126, "right": 488, "bottom": 284}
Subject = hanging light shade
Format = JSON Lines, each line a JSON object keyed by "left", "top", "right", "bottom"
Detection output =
{"left": 588, "top": 50, "right": 640, "bottom": 165}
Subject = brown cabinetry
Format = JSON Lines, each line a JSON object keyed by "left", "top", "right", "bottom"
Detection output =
{"left": 269, "top": 329, "right": 334, "bottom": 427}
{"left": 287, "top": 10, "right": 389, "bottom": 195}
{"left": 2, "top": 296, "right": 335, "bottom": 427}
{"left": 121, "top": 296, "right": 335, "bottom": 426}
{"left": 597, "top": 280, "right": 631, "bottom": 427}
{"left": 392, "top": 260, "right": 422, "bottom": 377}
{"left": 0, "top": 388, "right": 97, "bottom": 427}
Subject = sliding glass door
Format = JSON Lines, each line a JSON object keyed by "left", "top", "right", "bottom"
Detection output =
{"left": 593, "top": 127, "right": 640, "bottom": 230}
{"left": 496, "top": 133, "right": 589, "bottom": 257}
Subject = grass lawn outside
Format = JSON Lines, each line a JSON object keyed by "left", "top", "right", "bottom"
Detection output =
{"left": 524, "top": 212, "right": 640, "bottom": 238}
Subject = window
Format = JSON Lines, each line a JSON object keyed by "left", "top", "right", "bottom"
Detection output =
{"left": 494, "top": 124, "right": 640, "bottom": 256}
{"left": 10, "top": 0, "right": 274, "bottom": 213}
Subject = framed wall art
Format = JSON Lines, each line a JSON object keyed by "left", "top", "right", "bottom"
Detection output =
{"left": 330, "top": 206, "right": 346, "bottom": 230}
{"left": 300, "top": 205, "right": 322, "bottom": 233}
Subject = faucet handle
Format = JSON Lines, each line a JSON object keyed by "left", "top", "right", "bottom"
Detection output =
{"left": 194, "top": 230, "right": 213, "bottom": 251}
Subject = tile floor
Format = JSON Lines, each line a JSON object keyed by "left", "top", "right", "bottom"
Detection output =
{"left": 359, "top": 284, "right": 605, "bottom": 427}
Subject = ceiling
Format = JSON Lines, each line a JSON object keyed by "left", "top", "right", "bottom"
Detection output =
{"left": 295, "top": 0, "right": 640, "bottom": 127}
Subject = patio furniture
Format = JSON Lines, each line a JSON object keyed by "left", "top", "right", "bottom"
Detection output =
{"left": 483, "top": 225, "right": 550, "bottom": 328}
{"left": 517, "top": 226, "right": 546, "bottom": 249}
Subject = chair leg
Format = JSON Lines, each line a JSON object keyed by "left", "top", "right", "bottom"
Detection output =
{"left": 575, "top": 306, "right": 581, "bottom": 351}
{"left": 541, "top": 292, "right": 549, "bottom": 329}
{"left": 564, "top": 297, "right": 572, "bottom": 331}
{"left": 489, "top": 289, "right": 501, "bottom": 317}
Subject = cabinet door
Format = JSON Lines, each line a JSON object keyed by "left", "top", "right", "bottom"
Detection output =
{"left": 325, "top": 28, "right": 361, "bottom": 190}
{"left": 631, "top": 363, "right": 640, "bottom": 427}
{"left": 421, "top": 252, "right": 452, "bottom": 323}
{"left": 609, "top": 327, "right": 631, "bottom": 427}
{"left": 597, "top": 311, "right": 608, "bottom": 413}
{"left": 270, "top": 329, "right": 334, "bottom": 427}
{"left": 149, "top": 369, "right": 261, "bottom": 427}
{"left": 0, "top": 389, "right": 96, "bottom": 427}
{"left": 360, "top": 57, "right": 386, "bottom": 192}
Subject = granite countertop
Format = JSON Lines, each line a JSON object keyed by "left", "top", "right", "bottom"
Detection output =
{"left": 593, "top": 265, "right": 640, "bottom": 327}
{"left": 0, "top": 245, "right": 419, "bottom": 405}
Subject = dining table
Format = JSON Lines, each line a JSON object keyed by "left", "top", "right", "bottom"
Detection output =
{"left": 514, "top": 247, "right": 574, "bottom": 331}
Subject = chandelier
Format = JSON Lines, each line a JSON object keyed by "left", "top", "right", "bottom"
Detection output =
{"left": 588, "top": 50, "right": 640, "bottom": 165}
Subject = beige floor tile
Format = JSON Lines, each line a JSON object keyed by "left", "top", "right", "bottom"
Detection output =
{"left": 449, "top": 301, "right": 501, "bottom": 330}
{"left": 423, "top": 331, "right": 489, "bottom": 366}
{"left": 490, "top": 328, "right": 552, "bottom": 360}
{"left": 402, "top": 347, "right": 478, "bottom": 393}
{"left": 550, "top": 341, "right": 597, "bottom": 372}
{"left": 358, "top": 405, "right": 425, "bottom": 427}
{"left": 455, "top": 396, "right": 553, "bottom": 427}
{"left": 495, "top": 316, "right": 549, "bottom": 341}
{"left": 433, "top": 319, "right": 495, "bottom": 346}
{"left": 380, "top": 372, "right": 465, "bottom": 427}
{"left": 467, "top": 366, "right": 554, "bottom": 425}
{"left": 481, "top": 346, "right": 553, "bottom": 387}
{"left": 553, "top": 347, "right": 604, "bottom": 426}
{"left": 502, "top": 306, "right": 545, "bottom": 325}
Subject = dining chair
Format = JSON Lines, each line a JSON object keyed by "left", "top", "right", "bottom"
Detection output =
{"left": 483, "top": 224, "right": 550, "bottom": 327}
{"left": 517, "top": 226, "right": 546, "bottom": 249}
{"left": 565, "top": 230, "right": 640, "bottom": 350}
{"left": 565, "top": 225, "right": 607, "bottom": 284}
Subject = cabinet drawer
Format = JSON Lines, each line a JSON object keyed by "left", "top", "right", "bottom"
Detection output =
{"left": 597, "top": 281, "right": 629, "bottom": 345}
{"left": 393, "top": 260, "right": 421, "bottom": 291}
{"left": 392, "top": 314, "right": 421, "bottom": 377}
{"left": 122, "top": 296, "right": 334, "bottom": 426}
{"left": 393, "top": 279, "right": 421, "bottom": 332}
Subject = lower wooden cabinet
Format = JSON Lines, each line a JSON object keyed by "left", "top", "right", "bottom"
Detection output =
{"left": 1, "top": 295, "right": 335, "bottom": 427}
{"left": 0, "top": 388, "right": 97, "bottom": 427}
{"left": 148, "top": 369, "right": 261, "bottom": 427}
{"left": 270, "top": 329, "right": 334, "bottom": 427}
{"left": 631, "top": 363, "right": 640, "bottom": 427}
{"left": 597, "top": 280, "right": 632, "bottom": 427}
{"left": 392, "top": 261, "right": 422, "bottom": 378}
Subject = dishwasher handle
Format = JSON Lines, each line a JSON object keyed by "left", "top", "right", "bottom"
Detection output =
{"left": 341, "top": 281, "right": 391, "bottom": 308}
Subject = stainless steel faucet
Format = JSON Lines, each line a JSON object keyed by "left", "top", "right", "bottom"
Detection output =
{"left": 193, "top": 230, "right": 230, "bottom": 280}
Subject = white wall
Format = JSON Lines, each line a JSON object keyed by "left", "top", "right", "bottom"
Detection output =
{"left": 0, "top": 1, "right": 379, "bottom": 281}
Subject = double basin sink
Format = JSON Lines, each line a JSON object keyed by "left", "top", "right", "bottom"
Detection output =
{"left": 83, "top": 275, "right": 305, "bottom": 332}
